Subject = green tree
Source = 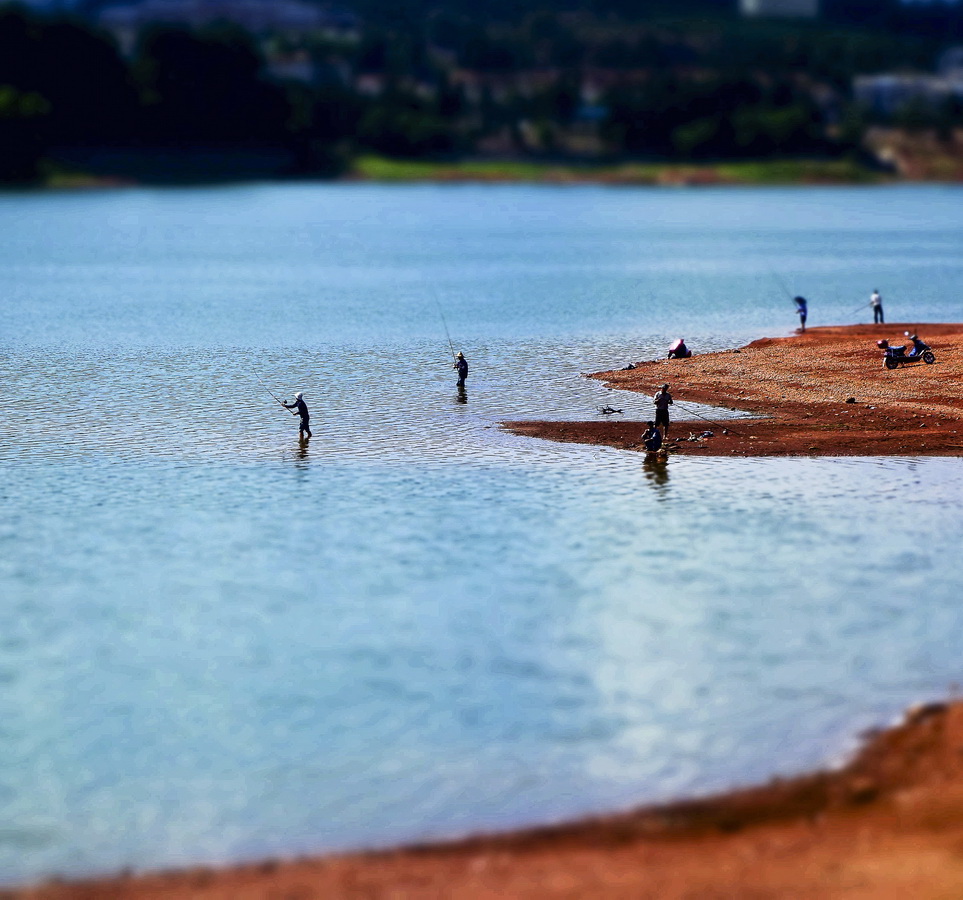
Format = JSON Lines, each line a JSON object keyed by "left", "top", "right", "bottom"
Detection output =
{"left": 0, "top": 84, "right": 50, "bottom": 181}
{"left": 134, "top": 25, "right": 289, "bottom": 144}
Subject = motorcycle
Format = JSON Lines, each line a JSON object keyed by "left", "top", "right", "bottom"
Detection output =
{"left": 877, "top": 336, "right": 936, "bottom": 370}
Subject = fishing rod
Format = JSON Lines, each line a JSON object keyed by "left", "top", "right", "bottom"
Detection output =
{"left": 673, "top": 398, "right": 747, "bottom": 437}
{"left": 252, "top": 369, "right": 295, "bottom": 414}
{"left": 435, "top": 300, "right": 457, "bottom": 364}
{"left": 769, "top": 271, "right": 797, "bottom": 305}
{"left": 644, "top": 382, "right": 746, "bottom": 437}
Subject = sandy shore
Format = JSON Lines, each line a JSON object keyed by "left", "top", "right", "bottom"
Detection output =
{"left": 10, "top": 699, "right": 963, "bottom": 899}
{"left": 505, "top": 324, "right": 963, "bottom": 456}
{"left": 8, "top": 324, "right": 963, "bottom": 899}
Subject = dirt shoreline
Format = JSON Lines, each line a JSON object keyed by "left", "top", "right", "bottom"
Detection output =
{"left": 11, "top": 698, "right": 963, "bottom": 899}
{"left": 505, "top": 324, "right": 963, "bottom": 457}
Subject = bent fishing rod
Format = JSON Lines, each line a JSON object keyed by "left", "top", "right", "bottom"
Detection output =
{"left": 252, "top": 369, "right": 295, "bottom": 414}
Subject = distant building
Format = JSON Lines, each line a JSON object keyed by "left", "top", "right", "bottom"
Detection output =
{"left": 938, "top": 46, "right": 963, "bottom": 80}
{"left": 854, "top": 48, "right": 963, "bottom": 117}
{"left": 854, "top": 72, "right": 963, "bottom": 116}
{"left": 99, "top": 0, "right": 360, "bottom": 50}
{"left": 740, "top": 0, "right": 818, "bottom": 17}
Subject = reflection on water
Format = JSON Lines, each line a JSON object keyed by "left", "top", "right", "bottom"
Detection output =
{"left": 643, "top": 454, "right": 671, "bottom": 493}
{"left": 2, "top": 184, "right": 963, "bottom": 884}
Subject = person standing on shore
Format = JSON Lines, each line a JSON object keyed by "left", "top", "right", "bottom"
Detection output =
{"left": 282, "top": 392, "right": 312, "bottom": 441}
{"left": 653, "top": 384, "right": 673, "bottom": 440}
{"left": 454, "top": 352, "right": 468, "bottom": 389}
{"left": 794, "top": 296, "right": 808, "bottom": 333}
{"left": 871, "top": 289, "right": 884, "bottom": 324}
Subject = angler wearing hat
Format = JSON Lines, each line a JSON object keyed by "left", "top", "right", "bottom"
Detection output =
{"left": 454, "top": 352, "right": 468, "bottom": 389}
{"left": 653, "top": 383, "right": 673, "bottom": 439}
{"left": 282, "top": 391, "right": 312, "bottom": 440}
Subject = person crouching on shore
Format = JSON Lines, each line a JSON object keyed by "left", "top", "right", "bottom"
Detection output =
{"left": 667, "top": 338, "right": 691, "bottom": 359}
{"left": 653, "top": 383, "right": 673, "bottom": 440}
{"left": 641, "top": 421, "right": 663, "bottom": 452}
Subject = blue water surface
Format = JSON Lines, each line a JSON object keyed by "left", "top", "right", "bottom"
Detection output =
{"left": 1, "top": 183, "right": 962, "bottom": 884}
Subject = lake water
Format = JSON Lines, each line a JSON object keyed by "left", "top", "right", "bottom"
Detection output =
{"left": 1, "top": 183, "right": 962, "bottom": 884}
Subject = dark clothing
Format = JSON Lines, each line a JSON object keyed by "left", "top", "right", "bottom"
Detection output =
{"left": 642, "top": 426, "right": 663, "bottom": 452}
{"left": 653, "top": 388, "right": 672, "bottom": 434}
{"left": 794, "top": 296, "right": 807, "bottom": 329}
{"left": 455, "top": 357, "right": 468, "bottom": 388}
{"left": 667, "top": 341, "right": 691, "bottom": 359}
{"left": 283, "top": 397, "right": 311, "bottom": 437}
{"left": 871, "top": 293, "right": 883, "bottom": 324}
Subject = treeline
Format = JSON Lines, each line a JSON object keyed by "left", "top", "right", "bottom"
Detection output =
{"left": 0, "top": 2, "right": 958, "bottom": 183}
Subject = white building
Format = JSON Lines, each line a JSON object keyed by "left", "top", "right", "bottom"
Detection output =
{"left": 99, "top": 0, "right": 359, "bottom": 44}
{"left": 853, "top": 72, "right": 963, "bottom": 116}
{"left": 741, "top": 0, "right": 818, "bottom": 18}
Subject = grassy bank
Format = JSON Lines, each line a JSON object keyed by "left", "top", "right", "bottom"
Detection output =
{"left": 349, "top": 155, "right": 887, "bottom": 186}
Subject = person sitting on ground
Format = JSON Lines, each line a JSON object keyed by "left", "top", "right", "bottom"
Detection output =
{"left": 653, "top": 383, "right": 673, "bottom": 440}
{"left": 667, "top": 338, "right": 691, "bottom": 359}
{"left": 641, "top": 421, "right": 663, "bottom": 452}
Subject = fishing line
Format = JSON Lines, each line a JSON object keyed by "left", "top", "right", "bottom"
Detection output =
{"left": 768, "top": 270, "right": 797, "bottom": 305}
{"left": 251, "top": 368, "right": 295, "bottom": 414}
{"left": 642, "top": 380, "right": 747, "bottom": 437}
{"left": 434, "top": 299, "right": 457, "bottom": 364}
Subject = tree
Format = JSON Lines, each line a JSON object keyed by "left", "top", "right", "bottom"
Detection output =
{"left": 0, "top": 84, "right": 51, "bottom": 181}
{"left": 134, "top": 25, "right": 289, "bottom": 144}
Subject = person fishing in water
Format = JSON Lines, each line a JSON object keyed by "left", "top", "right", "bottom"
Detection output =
{"left": 794, "top": 296, "right": 808, "bottom": 332}
{"left": 454, "top": 351, "right": 468, "bottom": 388}
{"left": 282, "top": 391, "right": 312, "bottom": 441}
{"left": 653, "top": 383, "right": 673, "bottom": 440}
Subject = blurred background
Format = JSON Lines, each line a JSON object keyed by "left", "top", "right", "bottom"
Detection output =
{"left": 2, "top": 0, "right": 963, "bottom": 185}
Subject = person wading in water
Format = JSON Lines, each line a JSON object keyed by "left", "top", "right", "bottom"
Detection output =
{"left": 454, "top": 352, "right": 468, "bottom": 389}
{"left": 282, "top": 392, "right": 312, "bottom": 441}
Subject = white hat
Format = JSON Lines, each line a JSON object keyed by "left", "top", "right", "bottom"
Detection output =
{"left": 295, "top": 392, "right": 303, "bottom": 400}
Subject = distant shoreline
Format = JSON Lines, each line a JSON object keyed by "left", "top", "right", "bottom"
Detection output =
{"left": 505, "top": 323, "right": 963, "bottom": 457}
{"left": 26, "top": 154, "right": 900, "bottom": 190}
